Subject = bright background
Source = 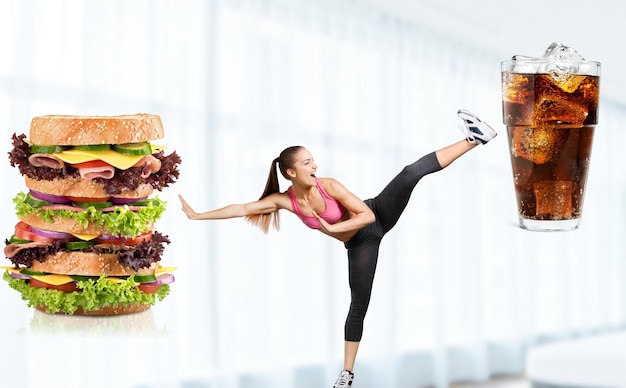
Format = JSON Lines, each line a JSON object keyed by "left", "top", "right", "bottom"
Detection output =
{"left": 1, "top": 1, "right": 625, "bottom": 387}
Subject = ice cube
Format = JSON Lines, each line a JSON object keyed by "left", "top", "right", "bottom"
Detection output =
{"left": 533, "top": 96, "right": 588, "bottom": 126}
{"left": 542, "top": 42, "right": 586, "bottom": 62}
{"left": 532, "top": 75, "right": 589, "bottom": 125}
{"left": 541, "top": 42, "right": 588, "bottom": 92}
{"left": 550, "top": 73, "right": 587, "bottom": 93}
{"left": 533, "top": 180, "right": 576, "bottom": 218}
{"left": 507, "top": 55, "right": 541, "bottom": 74}
{"left": 502, "top": 73, "right": 533, "bottom": 104}
{"left": 511, "top": 126, "right": 569, "bottom": 165}
{"left": 546, "top": 64, "right": 587, "bottom": 92}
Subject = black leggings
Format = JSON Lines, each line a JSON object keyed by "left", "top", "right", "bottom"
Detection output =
{"left": 342, "top": 152, "right": 442, "bottom": 342}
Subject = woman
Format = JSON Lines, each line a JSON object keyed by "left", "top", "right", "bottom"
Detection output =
{"left": 179, "top": 109, "right": 497, "bottom": 387}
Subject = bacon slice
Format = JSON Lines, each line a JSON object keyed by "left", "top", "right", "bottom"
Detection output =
{"left": 28, "top": 154, "right": 65, "bottom": 169}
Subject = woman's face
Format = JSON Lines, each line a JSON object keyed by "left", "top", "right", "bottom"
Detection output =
{"left": 289, "top": 148, "right": 317, "bottom": 184}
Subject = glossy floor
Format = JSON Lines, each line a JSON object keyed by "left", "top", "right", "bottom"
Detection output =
{"left": 453, "top": 376, "right": 531, "bottom": 388}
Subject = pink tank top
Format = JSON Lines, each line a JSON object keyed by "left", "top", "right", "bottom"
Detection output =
{"left": 288, "top": 179, "right": 346, "bottom": 230}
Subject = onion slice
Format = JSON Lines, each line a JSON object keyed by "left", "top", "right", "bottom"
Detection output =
{"left": 156, "top": 273, "right": 175, "bottom": 285}
{"left": 29, "top": 189, "right": 71, "bottom": 204}
{"left": 110, "top": 196, "right": 148, "bottom": 204}
{"left": 28, "top": 225, "right": 73, "bottom": 240}
{"left": 10, "top": 271, "right": 31, "bottom": 280}
{"left": 142, "top": 273, "right": 175, "bottom": 286}
{"left": 95, "top": 234, "right": 117, "bottom": 241}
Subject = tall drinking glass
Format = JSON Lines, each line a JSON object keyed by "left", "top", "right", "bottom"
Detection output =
{"left": 501, "top": 42, "right": 600, "bottom": 231}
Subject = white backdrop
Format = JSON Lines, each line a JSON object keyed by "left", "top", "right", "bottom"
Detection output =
{"left": 1, "top": 1, "right": 625, "bottom": 387}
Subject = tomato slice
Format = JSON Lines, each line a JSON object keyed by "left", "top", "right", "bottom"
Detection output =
{"left": 138, "top": 283, "right": 161, "bottom": 294}
{"left": 29, "top": 278, "right": 80, "bottom": 293}
{"left": 95, "top": 231, "right": 153, "bottom": 246}
{"left": 14, "top": 222, "right": 56, "bottom": 244}
{"left": 67, "top": 196, "right": 110, "bottom": 203}
{"left": 71, "top": 160, "right": 112, "bottom": 170}
{"left": 15, "top": 221, "right": 30, "bottom": 234}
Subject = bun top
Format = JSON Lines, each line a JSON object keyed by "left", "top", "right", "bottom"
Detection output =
{"left": 29, "top": 114, "right": 164, "bottom": 146}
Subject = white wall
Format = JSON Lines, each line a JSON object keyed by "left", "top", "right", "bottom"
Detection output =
{"left": 1, "top": 1, "right": 624, "bottom": 387}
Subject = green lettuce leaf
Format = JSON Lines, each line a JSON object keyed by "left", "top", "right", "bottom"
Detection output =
{"left": 3, "top": 271, "right": 170, "bottom": 315}
{"left": 13, "top": 192, "right": 167, "bottom": 237}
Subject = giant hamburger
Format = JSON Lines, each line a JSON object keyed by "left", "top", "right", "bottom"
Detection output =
{"left": 3, "top": 114, "right": 181, "bottom": 315}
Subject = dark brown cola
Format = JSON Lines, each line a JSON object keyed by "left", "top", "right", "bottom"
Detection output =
{"left": 502, "top": 72, "right": 600, "bottom": 224}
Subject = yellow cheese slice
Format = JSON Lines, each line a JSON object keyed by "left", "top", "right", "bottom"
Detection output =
{"left": 156, "top": 266, "right": 177, "bottom": 275}
{"left": 106, "top": 277, "right": 127, "bottom": 284}
{"left": 52, "top": 144, "right": 167, "bottom": 170}
{"left": 31, "top": 273, "right": 75, "bottom": 285}
{"left": 2, "top": 265, "right": 177, "bottom": 286}
{"left": 1, "top": 267, "right": 75, "bottom": 285}
{"left": 71, "top": 233, "right": 99, "bottom": 241}
{"left": 53, "top": 149, "right": 143, "bottom": 170}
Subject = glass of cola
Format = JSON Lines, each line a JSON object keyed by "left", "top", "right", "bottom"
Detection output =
{"left": 501, "top": 42, "right": 600, "bottom": 231}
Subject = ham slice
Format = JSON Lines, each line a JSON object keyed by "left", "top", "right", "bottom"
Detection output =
{"left": 133, "top": 155, "right": 162, "bottom": 178}
{"left": 99, "top": 205, "right": 144, "bottom": 212}
{"left": 41, "top": 204, "right": 85, "bottom": 211}
{"left": 78, "top": 165, "right": 115, "bottom": 180}
{"left": 4, "top": 242, "right": 47, "bottom": 258}
{"left": 41, "top": 203, "right": 144, "bottom": 212}
{"left": 28, "top": 154, "right": 65, "bottom": 169}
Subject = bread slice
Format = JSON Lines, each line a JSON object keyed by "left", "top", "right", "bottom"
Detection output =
{"left": 29, "top": 114, "right": 164, "bottom": 145}
{"left": 36, "top": 303, "right": 151, "bottom": 316}
{"left": 18, "top": 212, "right": 154, "bottom": 235}
{"left": 29, "top": 251, "right": 157, "bottom": 276}
{"left": 25, "top": 176, "right": 154, "bottom": 199}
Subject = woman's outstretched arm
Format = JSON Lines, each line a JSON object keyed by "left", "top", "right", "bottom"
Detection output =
{"left": 179, "top": 193, "right": 289, "bottom": 221}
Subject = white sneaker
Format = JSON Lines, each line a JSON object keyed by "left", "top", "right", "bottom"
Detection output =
{"left": 333, "top": 370, "right": 354, "bottom": 387}
{"left": 457, "top": 109, "right": 497, "bottom": 144}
